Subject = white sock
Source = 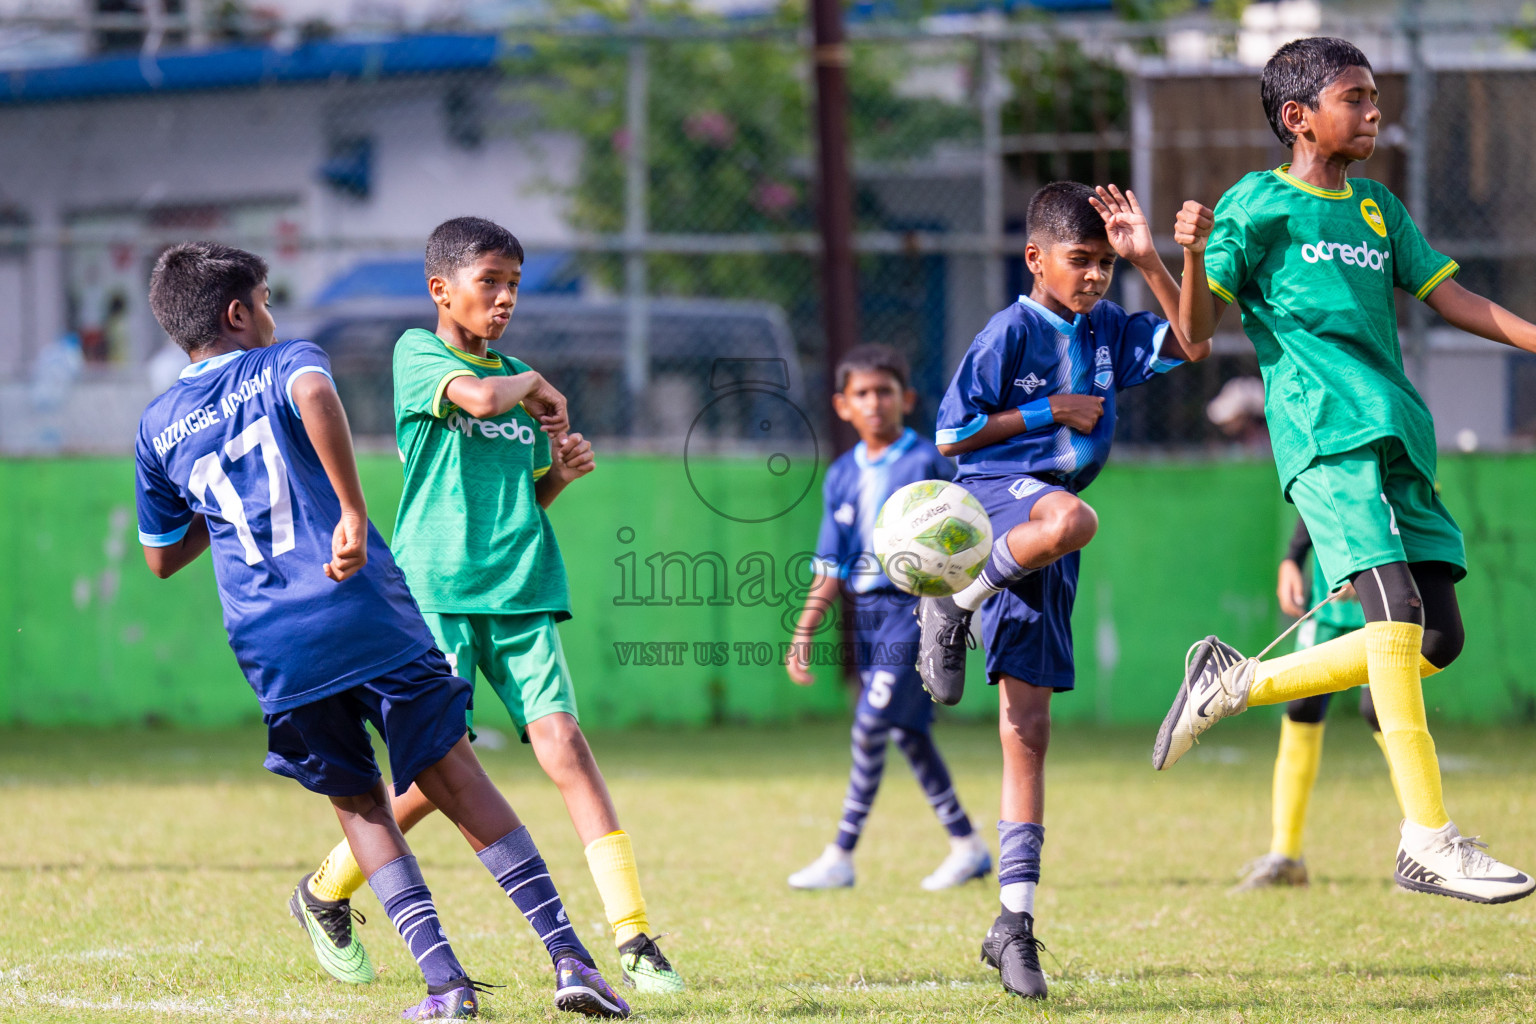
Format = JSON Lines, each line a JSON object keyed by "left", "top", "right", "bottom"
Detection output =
{"left": 1000, "top": 880, "right": 1035, "bottom": 915}
{"left": 952, "top": 833, "right": 984, "bottom": 853}
{"left": 954, "top": 576, "right": 1001, "bottom": 612}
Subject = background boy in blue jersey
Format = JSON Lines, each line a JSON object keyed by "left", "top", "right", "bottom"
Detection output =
{"left": 783, "top": 344, "right": 988, "bottom": 892}
{"left": 134, "top": 242, "right": 629, "bottom": 1020}
{"left": 915, "top": 183, "right": 1211, "bottom": 999}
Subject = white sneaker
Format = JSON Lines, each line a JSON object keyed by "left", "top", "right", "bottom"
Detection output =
{"left": 1152, "top": 636, "right": 1256, "bottom": 770}
{"left": 1395, "top": 820, "right": 1535, "bottom": 904}
{"left": 921, "top": 834, "right": 992, "bottom": 891}
{"left": 788, "top": 844, "right": 854, "bottom": 890}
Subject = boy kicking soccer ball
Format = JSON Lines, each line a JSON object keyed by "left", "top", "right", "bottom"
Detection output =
{"left": 136, "top": 243, "right": 628, "bottom": 1019}
{"left": 783, "top": 343, "right": 989, "bottom": 893}
{"left": 1163, "top": 36, "right": 1535, "bottom": 904}
{"left": 1235, "top": 518, "right": 1401, "bottom": 890}
{"left": 290, "top": 217, "right": 682, "bottom": 996}
{"left": 916, "top": 182, "right": 1210, "bottom": 998}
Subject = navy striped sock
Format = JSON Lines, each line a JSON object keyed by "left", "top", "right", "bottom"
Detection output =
{"left": 368, "top": 854, "right": 465, "bottom": 988}
{"left": 894, "top": 728, "right": 973, "bottom": 838}
{"left": 477, "top": 826, "right": 591, "bottom": 965}
{"left": 978, "top": 535, "right": 1035, "bottom": 593}
{"left": 835, "top": 712, "right": 892, "bottom": 852}
{"left": 998, "top": 820, "right": 1045, "bottom": 885}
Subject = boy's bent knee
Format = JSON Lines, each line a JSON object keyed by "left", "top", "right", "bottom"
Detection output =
{"left": 1421, "top": 622, "right": 1464, "bottom": 671}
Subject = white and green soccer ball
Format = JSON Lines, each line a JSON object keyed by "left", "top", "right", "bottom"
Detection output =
{"left": 873, "top": 480, "right": 993, "bottom": 598}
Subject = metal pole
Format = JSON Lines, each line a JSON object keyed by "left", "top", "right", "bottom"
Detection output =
{"left": 623, "top": 0, "right": 651, "bottom": 433}
{"left": 811, "top": 0, "right": 859, "bottom": 455}
{"left": 980, "top": 35, "right": 1006, "bottom": 314}
{"left": 1403, "top": 0, "right": 1431, "bottom": 384}
{"left": 1128, "top": 69, "right": 1154, "bottom": 316}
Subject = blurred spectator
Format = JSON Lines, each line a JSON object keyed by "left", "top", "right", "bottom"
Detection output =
{"left": 1206, "top": 375, "right": 1269, "bottom": 454}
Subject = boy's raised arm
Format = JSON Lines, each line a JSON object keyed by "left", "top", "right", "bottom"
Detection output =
{"left": 1423, "top": 279, "right": 1536, "bottom": 355}
{"left": 446, "top": 371, "right": 569, "bottom": 437}
{"left": 1174, "top": 200, "right": 1227, "bottom": 347}
{"left": 1091, "top": 186, "right": 1210, "bottom": 363}
{"left": 291, "top": 372, "right": 368, "bottom": 583}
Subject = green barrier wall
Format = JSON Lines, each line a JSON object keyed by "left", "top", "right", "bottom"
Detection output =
{"left": 2, "top": 455, "right": 1534, "bottom": 728}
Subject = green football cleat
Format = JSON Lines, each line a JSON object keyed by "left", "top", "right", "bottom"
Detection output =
{"left": 288, "top": 872, "right": 376, "bottom": 984}
{"left": 616, "top": 933, "right": 684, "bottom": 995}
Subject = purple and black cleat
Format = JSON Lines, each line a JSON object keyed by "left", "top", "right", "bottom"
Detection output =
{"left": 554, "top": 955, "right": 631, "bottom": 1018}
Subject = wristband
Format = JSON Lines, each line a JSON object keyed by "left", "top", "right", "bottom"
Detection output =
{"left": 1019, "top": 398, "right": 1055, "bottom": 432}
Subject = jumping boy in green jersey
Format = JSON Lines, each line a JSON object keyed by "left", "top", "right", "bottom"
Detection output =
{"left": 1160, "top": 36, "right": 1536, "bottom": 904}
{"left": 290, "top": 218, "right": 683, "bottom": 993}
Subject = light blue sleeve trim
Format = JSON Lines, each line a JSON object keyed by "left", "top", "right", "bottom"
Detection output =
{"left": 935, "top": 413, "right": 988, "bottom": 446}
{"left": 810, "top": 556, "right": 846, "bottom": 579}
{"left": 139, "top": 521, "right": 191, "bottom": 547}
{"left": 1019, "top": 398, "right": 1055, "bottom": 432}
{"left": 1147, "top": 322, "right": 1182, "bottom": 374}
{"left": 285, "top": 365, "right": 336, "bottom": 418}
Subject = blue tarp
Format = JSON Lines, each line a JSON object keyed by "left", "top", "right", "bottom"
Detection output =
{"left": 0, "top": 33, "right": 507, "bottom": 104}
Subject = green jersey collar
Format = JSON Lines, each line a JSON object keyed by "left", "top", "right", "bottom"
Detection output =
{"left": 1273, "top": 164, "right": 1354, "bottom": 200}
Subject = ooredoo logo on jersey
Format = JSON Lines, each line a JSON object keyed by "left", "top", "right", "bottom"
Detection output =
{"left": 443, "top": 410, "right": 537, "bottom": 444}
{"left": 1299, "top": 239, "right": 1391, "bottom": 272}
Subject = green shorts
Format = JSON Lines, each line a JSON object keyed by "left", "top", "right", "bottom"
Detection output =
{"left": 424, "top": 611, "right": 578, "bottom": 741}
{"left": 1286, "top": 438, "right": 1466, "bottom": 591}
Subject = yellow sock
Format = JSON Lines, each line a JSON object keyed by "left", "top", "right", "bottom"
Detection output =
{"left": 1370, "top": 729, "right": 1408, "bottom": 818}
{"left": 1419, "top": 656, "right": 1441, "bottom": 679}
{"left": 1364, "top": 621, "right": 1449, "bottom": 830}
{"left": 585, "top": 830, "right": 649, "bottom": 946}
{"left": 1270, "top": 719, "right": 1325, "bottom": 860}
{"left": 309, "top": 838, "right": 367, "bottom": 902}
{"left": 1248, "top": 630, "right": 1370, "bottom": 707}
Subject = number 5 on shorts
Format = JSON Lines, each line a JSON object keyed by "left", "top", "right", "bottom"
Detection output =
{"left": 865, "top": 670, "right": 894, "bottom": 709}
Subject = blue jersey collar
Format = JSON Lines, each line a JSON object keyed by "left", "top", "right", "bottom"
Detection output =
{"left": 854, "top": 427, "right": 918, "bottom": 470}
{"left": 179, "top": 349, "right": 247, "bottom": 379}
{"left": 1017, "top": 294, "right": 1082, "bottom": 336}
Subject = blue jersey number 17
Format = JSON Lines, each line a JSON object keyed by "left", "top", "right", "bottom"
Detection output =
{"left": 187, "top": 414, "right": 295, "bottom": 566}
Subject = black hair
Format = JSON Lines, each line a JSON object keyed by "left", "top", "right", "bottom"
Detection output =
{"left": 424, "top": 216, "right": 525, "bottom": 281}
{"left": 148, "top": 242, "right": 268, "bottom": 354}
{"left": 1261, "top": 37, "right": 1373, "bottom": 147}
{"left": 835, "top": 343, "right": 910, "bottom": 392}
{"left": 1026, "top": 181, "right": 1107, "bottom": 249}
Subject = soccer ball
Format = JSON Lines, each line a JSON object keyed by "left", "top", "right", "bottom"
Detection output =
{"left": 872, "top": 480, "right": 993, "bottom": 597}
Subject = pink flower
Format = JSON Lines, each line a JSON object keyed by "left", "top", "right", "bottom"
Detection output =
{"left": 684, "top": 110, "right": 736, "bottom": 147}
{"left": 753, "top": 180, "right": 798, "bottom": 216}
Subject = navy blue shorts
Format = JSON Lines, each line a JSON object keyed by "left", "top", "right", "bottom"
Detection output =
{"left": 960, "top": 473, "right": 1078, "bottom": 691}
{"left": 847, "top": 590, "right": 934, "bottom": 733}
{"left": 263, "top": 647, "right": 473, "bottom": 798}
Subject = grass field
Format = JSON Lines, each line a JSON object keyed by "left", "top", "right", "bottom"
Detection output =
{"left": 3, "top": 716, "right": 1535, "bottom": 1023}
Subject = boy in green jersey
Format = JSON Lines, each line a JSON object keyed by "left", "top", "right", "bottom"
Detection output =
{"left": 292, "top": 218, "right": 684, "bottom": 994}
{"left": 1158, "top": 36, "right": 1536, "bottom": 904}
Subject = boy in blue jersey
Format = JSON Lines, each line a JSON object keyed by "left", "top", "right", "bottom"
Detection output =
{"left": 783, "top": 344, "right": 989, "bottom": 892}
{"left": 134, "top": 243, "right": 629, "bottom": 1020}
{"left": 916, "top": 183, "right": 1211, "bottom": 999}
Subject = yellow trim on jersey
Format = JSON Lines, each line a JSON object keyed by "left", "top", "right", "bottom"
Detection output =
{"left": 431, "top": 369, "right": 478, "bottom": 419}
{"left": 1414, "top": 260, "right": 1459, "bottom": 301}
{"left": 1273, "top": 164, "right": 1353, "bottom": 200}
{"left": 1208, "top": 278, "right": 1237, "bottom": 305}
{"left": 442, "top": 343, "right": 502, "bottom": 369}
{"left": 532, "top": 464, "right": 551, "bottom": 480}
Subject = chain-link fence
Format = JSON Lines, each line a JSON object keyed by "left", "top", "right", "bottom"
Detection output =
{"left": 3, "top": 5, "right": 1536, "bottom": 456}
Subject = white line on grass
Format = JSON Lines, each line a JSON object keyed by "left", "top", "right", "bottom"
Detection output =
{"left": 0, "top": 990, "right": 349, "bottom": 1021}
